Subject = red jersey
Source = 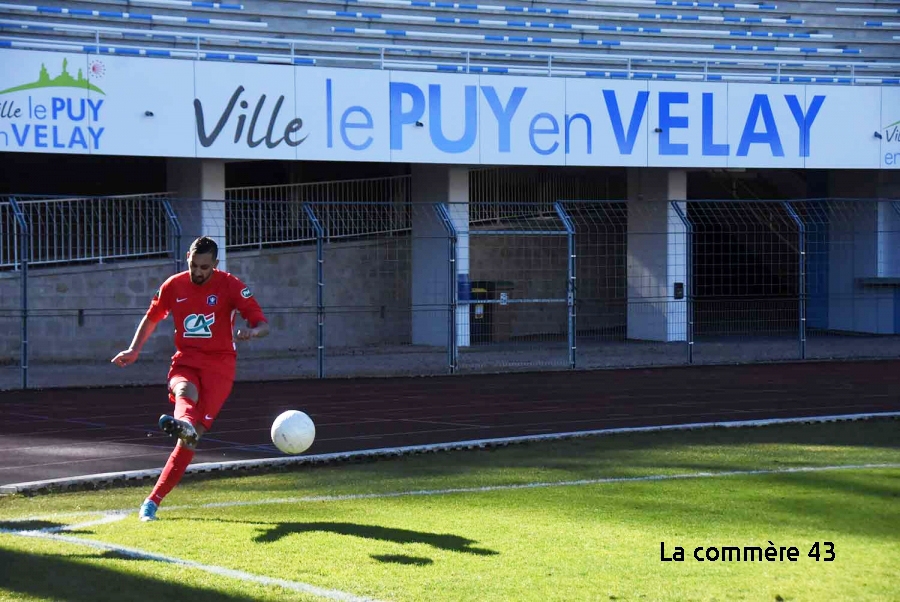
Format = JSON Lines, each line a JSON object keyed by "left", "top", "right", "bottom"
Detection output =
{"left": 146, "top": 269, "right": 267, "bottom": 374}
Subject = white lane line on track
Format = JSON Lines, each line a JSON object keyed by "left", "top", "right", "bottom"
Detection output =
{"left": 6, "top": 409, "right": 899, "bottom": 495}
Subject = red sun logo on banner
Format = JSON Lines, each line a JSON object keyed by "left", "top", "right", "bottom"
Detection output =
{"left": 89, "top": 60, "right": 106, "bottom": 79}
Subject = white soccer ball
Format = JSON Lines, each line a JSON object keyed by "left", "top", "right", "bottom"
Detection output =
{"left": 271, "top": 410, "right": 316, "bottom": 455}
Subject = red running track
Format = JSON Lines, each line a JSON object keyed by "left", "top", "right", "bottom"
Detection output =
{"left": 1, "top": 359, "right": 898, "bottom": 489}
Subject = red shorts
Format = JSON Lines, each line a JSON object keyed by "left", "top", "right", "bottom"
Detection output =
{"left": 166, "top": 364, "right": 235, "bottom": 431}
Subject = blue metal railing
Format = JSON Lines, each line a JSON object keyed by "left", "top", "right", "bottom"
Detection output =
{"left": 8, "top": 197, "right": 29, "bottom": 389}
{"left": 784, "top": 201, "right": 806, "bottom": 360}
{"left": 436, "top": 202, "right": 459, "bottom": 373}
{"left": 303, "top": 203, "right": 326, "bottom": 379}
{"left": 161, "top": 198, "right": 183, "bottom": 274}
{"left": 670, "top": 201, "right": 693, "bottom": 365}
{"left": 554, "top": 201, "right": 576, "bottom": 369}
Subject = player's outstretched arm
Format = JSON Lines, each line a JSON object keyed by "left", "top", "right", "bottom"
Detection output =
{"left": 111, "top": 315, "right": 159, "bottom": 367}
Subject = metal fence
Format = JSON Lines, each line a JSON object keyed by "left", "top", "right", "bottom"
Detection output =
{"left": 1, "top": 195, "right": 899, "bottom": 391}
{"left": 469, "top": 167, "right": 619, "bottom": 225}
{"left": 0, "top": 179, "right": 414, "bottom": 271}
{"left": 0, "top": 193, "right": 175, "bottom": 270}
{"left": 226, "top": 176, "right": 412, "bottom": 248}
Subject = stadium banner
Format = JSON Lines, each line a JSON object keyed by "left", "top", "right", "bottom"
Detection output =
{"left": 0, "top": 49, "right": 895, "bottom": 169}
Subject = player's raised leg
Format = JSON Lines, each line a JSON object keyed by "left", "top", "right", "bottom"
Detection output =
{"left": 139, "top": 374, "right": 206, "bottom": 521}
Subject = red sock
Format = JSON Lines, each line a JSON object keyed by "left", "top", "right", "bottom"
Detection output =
{"left": 148, "top": 444, "right": 195, "bottom": 506}
{"left": 174, "top": 395, "right": 198, "bottom": 425}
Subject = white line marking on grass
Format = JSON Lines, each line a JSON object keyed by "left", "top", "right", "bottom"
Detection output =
{"left": 0, "top": 529, "right": 386, "bottom": 602}
{"left": 40, "top": 513, "right": 131, "bottom": 533}
{"left": 7, "top": 462, "right": 899, "bottom": 524}
{"left": 3, "top": 460, "right": 899, "bottom": 602}
{"left": 173, "top": 462, "right": 900, "bottom": 510}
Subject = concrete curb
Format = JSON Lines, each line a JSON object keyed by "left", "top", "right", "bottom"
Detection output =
{"left": 3, "top": 411, "right": 899, "bottom": 495}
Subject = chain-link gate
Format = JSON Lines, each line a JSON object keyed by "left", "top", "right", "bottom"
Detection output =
{"left": 558, "top": 200, "right": 692, "bottom": 369}
{"left": 687, "top": 200, "right": 803, "bottom": 364}
{"left": 457, "top": 201, "right": 573, "bottom": 372}
{"left": 304, "top": 200, "right": 451, "bottom": 379}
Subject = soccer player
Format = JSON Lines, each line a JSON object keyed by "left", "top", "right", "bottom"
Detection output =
{"left": 111, "top": 236, "right": 270, "bottom": 521}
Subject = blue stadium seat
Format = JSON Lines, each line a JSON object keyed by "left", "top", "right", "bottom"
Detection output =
{"left": 836, "top": 6, "right": 900, "bottom": 16}
{"left": 329, "top": 25, "right": 861, "bottom": 55}
{"left": 346, "top": 0, "right": 804, "bottom": 25}
{"left": 0, "top": 2, "right": 265, "bottom": 27}
{"left": 310, "top": 9, "right": 830, "bottom": 41}
{"left": 0, "top": 0, "right": 898, "bottom": 82}
{"left": 132, "top": 0, "right": 245, "bottom": 10}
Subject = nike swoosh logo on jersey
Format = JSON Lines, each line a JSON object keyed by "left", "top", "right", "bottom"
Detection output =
{"left": 176, "top": 298, "right": 188, "bottom": 303}
{"left": 205, "top": 414, "right": 214, "bottom": 421}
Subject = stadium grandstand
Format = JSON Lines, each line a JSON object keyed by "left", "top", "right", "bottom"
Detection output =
{"left": 0, "top": 0, "right": 899, "bottom": 80}
{"left": 0, "top": 0, "right": 898, "bottom": 390}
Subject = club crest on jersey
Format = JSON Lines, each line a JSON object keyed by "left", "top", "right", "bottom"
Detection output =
{"left": 207, "top": 294, "right": 218, "bottom": 306}
{"left": 241, "top": 287, "right": 252, "bottom": 299}
{"left": 184, "top": 313, "right": 216, "bottom": 338}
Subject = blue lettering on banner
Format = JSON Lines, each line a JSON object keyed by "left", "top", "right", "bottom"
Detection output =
{"left": 389, "top": 82, "right": 426, "bottom": 150}
{"left": 429, "top": 84, "right": 478, "bottom": 154}
{"left": 382, "top": 82, "right": 836, "bottom": 162}
{"left": 737, "top": 94, "right": 784, "bottom": 157}
{"left": 327, "top": 77, "right": 375, "bottom": 152}
{"left": 702, "top": 92, "right": 729, "bottom": 156}
{"left": 376, "top": 82, "right": 838, "bottom": 163}
{"left": 603, "top": 90, "right": 648, "bottom": 155}
{"left": 529, "top": 112, "right": 559, "bottom": 156}
{"left": 785, "top": 94, "right": 825, "bottom": 158}
{"left": 658, "top": 91, "right": 690, "bottom": 156}
{"left": 2, "top": 94, "right": 104, "bottom": 151}
{"left": 326, "top": 78, "right": 333, "bottom": 148}
{"left": 340, "top": 106, "right": 374, "bottom": 151}
{"left": 565, "top": 113, "right": 591, "bottom": 155}
{"left": 49, "top": 97, "right": 102, "bottom": 122}
{"left": 390, "top": 82, "right": 478, "bottom": 153}
{"left": 481, "top": 86, "right": 526, "bottom": 153}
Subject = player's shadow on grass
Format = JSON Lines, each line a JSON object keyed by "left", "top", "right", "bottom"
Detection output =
{"left": 0, "top": 520, "right": 96, "bottom": 537}
{"left": 371, "top": 554, "right": 434, "bottom": 566}
{"left": 0, "top": 520, "right": 63, "bottom": 531}
{"left": 0, "top": 546, "right": 263, "bottom": 602}
{"left": 254, "top": 521, "right": 499, "bottom": 556}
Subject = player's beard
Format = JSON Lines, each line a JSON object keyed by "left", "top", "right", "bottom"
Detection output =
{"left": 191, "top": 273, "right": 208, "bottom": 285}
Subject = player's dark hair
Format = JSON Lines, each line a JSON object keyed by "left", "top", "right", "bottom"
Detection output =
{"left": 189, "top": 236, "right": 218, "bottom": 260}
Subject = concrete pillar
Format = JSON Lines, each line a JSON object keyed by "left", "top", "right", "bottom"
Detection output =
{"left": 411, "top": 165, "right": 470, "bottom": 347}
{"left": 626, "top": 168, "right": 688, "bottom": 342}
{"left": 166, "top": 158, "right": 228, "bottom": 271}
{"left": 823, "top": 170, "right": 900, "bottom": 334}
